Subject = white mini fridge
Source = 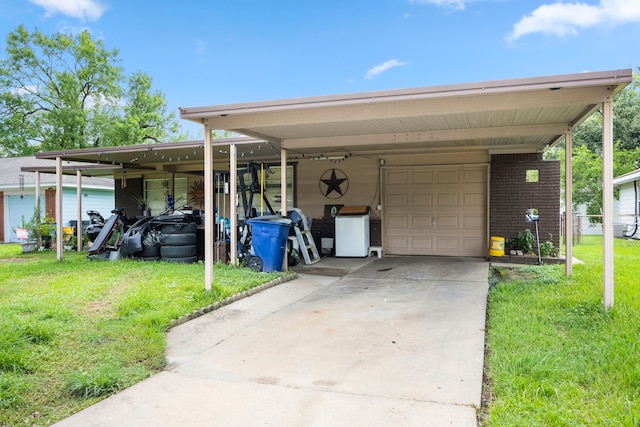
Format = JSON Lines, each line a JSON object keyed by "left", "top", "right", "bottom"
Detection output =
{"left": 335, "top": 206, "right": 370, "bottom": 257}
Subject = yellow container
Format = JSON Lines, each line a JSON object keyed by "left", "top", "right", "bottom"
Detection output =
{"left": 489, "top": 236, "right": 505, "bottom": 257}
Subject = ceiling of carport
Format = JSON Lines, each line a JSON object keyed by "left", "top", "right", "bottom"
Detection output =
{"left": 180, "top": 69, "right": 633, "bottom": 158}
{"left": 35, "top": 137, "right": 280, "bottom": 176}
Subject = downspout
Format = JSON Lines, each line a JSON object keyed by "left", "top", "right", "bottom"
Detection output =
{"left": 623, "top": 180, "right": 639, "bottom": 238}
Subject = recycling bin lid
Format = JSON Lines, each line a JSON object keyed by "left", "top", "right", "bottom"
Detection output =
{"left": 336, "top": 205, "right": 370, "bottom": 216}
{"left": 246, "top": 216, "right": 292, "bottom": 225}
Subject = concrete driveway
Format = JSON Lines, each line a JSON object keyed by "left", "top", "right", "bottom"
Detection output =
{"left": 54, "top": 256, "right": 489, "bottom": 427}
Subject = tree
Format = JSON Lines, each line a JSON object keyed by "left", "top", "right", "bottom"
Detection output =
{"left": 572, "top": 70, "right": 640, "bottom": 153}
{"left": 545, "top": 69, "right": 640, "bottom": 219}
{"left": 101, "top": 72, "right": 183, "bottom": 146}
{"left": 0, "top": 25, "right": 184, "bottom": 156}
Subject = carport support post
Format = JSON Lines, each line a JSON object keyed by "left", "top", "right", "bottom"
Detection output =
{"left": 602, "top": 100, "right": 614, "bottom": 309}
{"left": 76, "top": 170, "right": 83, "bottom": 252}
{"left": 565, "top": 132, "right": 573, "bottom": 276}
{"left": 35, "top": 171, "right": 41, "bottom": 249}
{"left": 280, "top": 147, "right": 288, "bottom": 269}
{"left": 280, "top": 148, "right": 287, "bottom": 217}
{"left": 204, "top": 129, "right": 214, "bottom": 291}
{"left": 56, "top": 156, "right": 63, "bottom": 261}
{"left": 229, "top": 144, "right": 238, "bottom": 265}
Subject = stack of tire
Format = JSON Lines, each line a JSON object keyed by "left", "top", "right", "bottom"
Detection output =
{"left": 159, "top": 222, "right": 198, "bottom": 263}
{"left": 137, "top": 232, "right": 161, "bottom": 261}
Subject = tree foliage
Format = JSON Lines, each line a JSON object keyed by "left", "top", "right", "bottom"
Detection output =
{"left": 545, "top": 69, "right": 640, "bottom": 219}
{"left": 0, "top": 25, "right": 185, "bottom": 156}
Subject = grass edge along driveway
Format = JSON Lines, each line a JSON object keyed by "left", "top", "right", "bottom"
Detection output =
{"left": 483, "top": 236, "right": 640, "bottom": 426}
{"left": 0, "top": 247, "right": 288, "bottom": 426}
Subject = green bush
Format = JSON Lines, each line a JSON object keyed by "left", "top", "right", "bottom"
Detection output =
{"left": 507, "top": 229, "right": 535, "bottom": 254}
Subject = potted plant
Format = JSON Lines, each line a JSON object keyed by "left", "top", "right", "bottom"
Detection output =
{"left": 38, "top": 213, "right": 56, "bottom": 249}
{"left": 133, "top": 195, "right": 147, "bottom": 213}
{"left": 13, "top": 215, "right": 36, "bottom": 253}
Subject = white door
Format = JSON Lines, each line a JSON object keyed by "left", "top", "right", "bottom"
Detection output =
{"left": 382, "top": 165, "right": 487, "bottom": 257}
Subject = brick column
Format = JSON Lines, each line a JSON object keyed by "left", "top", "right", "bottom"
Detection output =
{"left": 0, "top": 191, "right": 4, "bottom": 242}
{"left": 45, "top": 189, "right": 56, "bottom": 219}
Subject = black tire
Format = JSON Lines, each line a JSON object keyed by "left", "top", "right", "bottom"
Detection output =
{"left": 160, "top": 233, "right": 196, "bottom": 246}
{"left": 160, "top": 222, "right": 197, "bottom": 235}
{"left": 162, "top": 256, "right": 198, "bottom": 263}
{"left": 288, "top": 252, "right": 300, "bottom": 266}
{"left": 139, "top": 244, "right": 161, "bottom": 257}
{"left": 139, "top": 256, "right": 161, "bottom": 262}
{"left": 245, "top": 255, "right": 263, "bottom": 272}
{"left": 160, "top": 245, "right": 197, "bottom": 258}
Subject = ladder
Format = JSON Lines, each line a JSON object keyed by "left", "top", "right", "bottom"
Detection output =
{"left": 289, "top": 208, "right": 320, "bottom": 265}
{"left": 293, "top": 224, "right": 320, "bottom": 264}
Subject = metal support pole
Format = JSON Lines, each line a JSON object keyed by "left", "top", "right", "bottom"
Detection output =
{"left": 602, "top": 100, "right": 614, "bottom": 309}
{"left": 230, "top": 144, "right": 238, "bottom": 265}
{"left": 565, "top": 132, "right": 573, "bottom": 275}
{"left": 76, "top": 170, "right": 83, "bottom": 252}
{"left": 204, "top": 128, "right": 214, "bottom": 291}
{"left": 35, "top": 171, "right": 41, "bottom": 249}
{"left": 56, "top": 156, "right": 63, "bottom": 261}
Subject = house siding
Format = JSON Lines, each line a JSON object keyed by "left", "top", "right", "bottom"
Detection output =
{"left": 490, "top": 153, "right": 560, "bottom": 250}
{"left": 0, "top": 191, "right": 4, "bottom": 242}
{"left": 616, "top": 180, "right": 640, "bottom": 238}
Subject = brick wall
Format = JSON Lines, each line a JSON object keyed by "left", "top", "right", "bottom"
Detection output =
{"left": 0, "top": 191, "right": 4, "bottom": 242}
{"left": 115, "top": 178, "right": 144, "bottom": 216}
{"left": 490, "top": 153, "right": 560, "bottom": 249}
{"left": 44, "top": 189, "right": 56, "bottom": 219}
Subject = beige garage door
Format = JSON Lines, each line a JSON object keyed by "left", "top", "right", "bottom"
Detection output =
{"left": 383, "top": 165, "right": 487, "bottom": 257}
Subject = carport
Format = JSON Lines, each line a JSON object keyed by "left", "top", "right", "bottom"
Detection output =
{"left": 37, "top": 68, "right": 632, "bottom": 308}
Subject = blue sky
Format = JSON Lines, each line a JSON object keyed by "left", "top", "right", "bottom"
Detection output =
{"left": 1, "top": 0, "right": 639, "bottom": 137}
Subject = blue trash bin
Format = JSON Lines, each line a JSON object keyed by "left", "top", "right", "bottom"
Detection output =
{"left": 247, "top": 217, "right": 292, "bottom": 272}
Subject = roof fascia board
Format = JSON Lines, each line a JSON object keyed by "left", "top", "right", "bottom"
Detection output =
{"left": 34, "top": 137, "right": 264, "bottom": 160}
{"left": 200, "top": 86, "right": 616, "bottom": 131}
{"left": 613, "top": 169, "right": 640, "bottom": 185}
{"left": 180, "top": 69, "right": 633, "bottom": 121}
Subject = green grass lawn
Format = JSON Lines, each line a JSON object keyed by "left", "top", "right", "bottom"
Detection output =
{"left": 0, "top": 245, "right": 288, "bottom": 426}
{"left": 485, "top": 236, "right": 640, "bottom": 426}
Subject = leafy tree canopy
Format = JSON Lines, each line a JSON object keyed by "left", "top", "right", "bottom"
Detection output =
{"left": 545, "top": 68, "right": 640, "bottom": 218}
{"left": 0, "top": 25, "right": 185, "bottom": 156}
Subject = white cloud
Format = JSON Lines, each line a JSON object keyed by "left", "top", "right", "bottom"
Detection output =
{"left": 193, "top": 38, "right": 207, "bottom": 55}
{"left": 365, "top": 59, "right": 408, "bottom": 79}
{"left": 29, "top": 0, "right": 106, "bottom": 21}
{"left": 409, "top": 0, "right": 468, "bottom": 11}
{"left": 509, "top": 0, "right": 640, "bottom": 40}
{"left": 11, "top": 85, "right": 38, "bottom": 96}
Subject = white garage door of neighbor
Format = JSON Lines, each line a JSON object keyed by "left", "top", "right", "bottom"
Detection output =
{"left": 383, "top": 165, "right": 487, "bottom": 257}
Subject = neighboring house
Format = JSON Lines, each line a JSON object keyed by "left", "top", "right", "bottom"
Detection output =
{"left": 613, "top": 168, "right": 640, "bottom": 239}
{"left": 0, "top": 156, "right": 114, "bottom": 243}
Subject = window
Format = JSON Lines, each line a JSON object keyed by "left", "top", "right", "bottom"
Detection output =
{"left": 144, "top": 178, "right": 187, "bottom": 215}
{"left": 238, "top": 164, "right": 295, "bottom": 219}
{"left": 526, "top": 169, "right": 539, "bottom": 183}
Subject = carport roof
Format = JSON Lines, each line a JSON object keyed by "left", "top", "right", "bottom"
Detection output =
{"left": 180, "top": 68, "right": 633, "bottom": 157}
{"left": 36, "top": 69, "right": 633, "bottom": 174}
